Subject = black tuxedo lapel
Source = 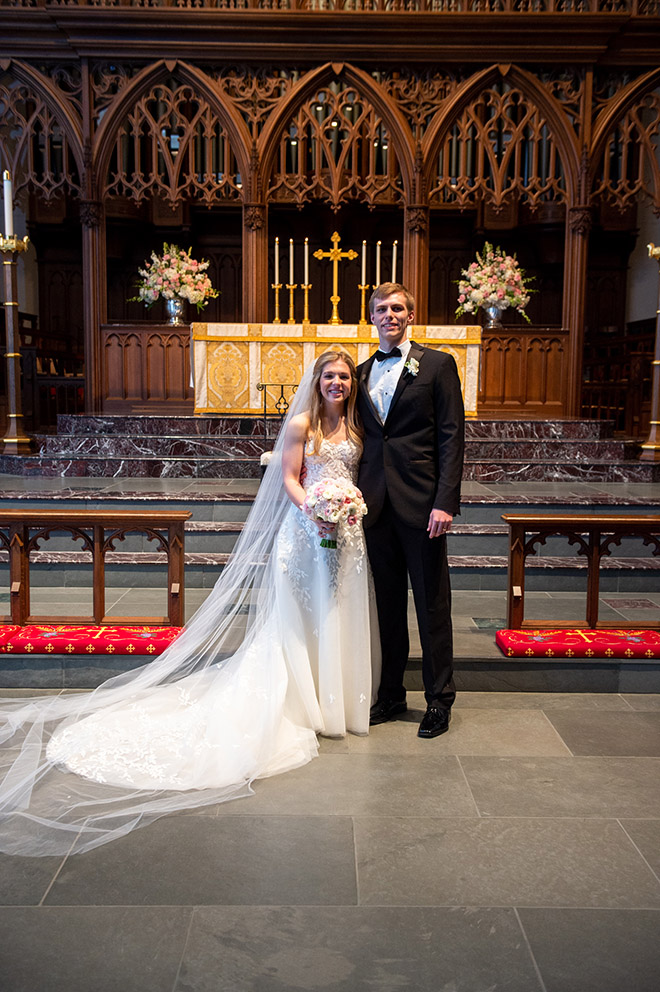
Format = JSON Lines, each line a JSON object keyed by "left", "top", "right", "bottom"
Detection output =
{"left": 359, "top": 353, "right": 383, "bottom": 427}
{"left": 384, "top": 342, "right": 424, "bottom": 426}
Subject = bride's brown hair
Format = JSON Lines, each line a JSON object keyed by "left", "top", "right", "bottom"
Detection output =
{"left": 308, "top": 349, "right": 363, "bottom": 455}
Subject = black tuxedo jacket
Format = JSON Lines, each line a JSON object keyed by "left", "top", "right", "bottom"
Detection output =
{"left": 357, "top": 342, "right": 465, "bottom": 529}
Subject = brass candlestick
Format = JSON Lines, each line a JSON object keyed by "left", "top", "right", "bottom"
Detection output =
{"left": 286, "top": 283, "right": 298, "bottom": 324}
{"left": 301, "top": 283, "right": 312, "bottom": 325}
{"left": 271, "top": 282, "right": 282, "bottom": 324}
{"left": 1, "top": 234, "right": 32, "bottom": 454}
{"left": 358, "top": 283, "right": 370, "bottom": 326}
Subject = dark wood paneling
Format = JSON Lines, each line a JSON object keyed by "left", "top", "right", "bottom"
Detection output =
{"left": 101, "top": 324, "right": 193, "bottom": 413}
{"left": 478, "top": 327, "right": 569, "bottom": 417}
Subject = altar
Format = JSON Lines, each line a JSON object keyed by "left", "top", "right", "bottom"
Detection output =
{"left": 192, "top": 323, "right": 481, "bottom": 418}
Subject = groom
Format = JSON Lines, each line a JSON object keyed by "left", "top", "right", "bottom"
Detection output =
{"left": 357, "top": 283, "right": 465, "bottom": 738}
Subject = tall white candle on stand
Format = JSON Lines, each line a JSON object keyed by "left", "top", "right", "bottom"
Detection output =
{"left": 361, "top": 240, "right": 366, "bottom": 284}
{"left": 3, "top": 170, "right": 14, "bottom": 238}
{"left": 274, "top": 237, "right": 279, "bottom": 283}
{"left": 376, "top": 240, "right": 381, "bottom": 285}
{"left": 304, "top": 237, "right": 309, "bottom": 284}
{"left": 392, "top": 240, "right": 398, "bottom": 281}
{"left": 289, "top": 238, "right": 294, "bottom": 283}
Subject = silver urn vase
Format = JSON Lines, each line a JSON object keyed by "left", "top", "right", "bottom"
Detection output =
{"left": 484, "top": 305, "right": 504, "bottom": 330}
{"left": 165, "top": 297, "right": 186, "bottom": 325}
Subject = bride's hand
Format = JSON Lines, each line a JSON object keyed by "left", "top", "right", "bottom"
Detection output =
{"left": 315, "top": 520, "right": 336, "bottom": 538}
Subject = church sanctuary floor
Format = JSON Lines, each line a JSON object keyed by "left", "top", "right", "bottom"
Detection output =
{"left": 0, "top": 689, "right": 659, "bottom": 992}
{"left": 1, "top": 477, "right": 660, "bottom": 989}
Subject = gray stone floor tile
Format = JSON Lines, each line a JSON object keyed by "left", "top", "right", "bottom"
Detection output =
{"left": 544, "top": 709, "right": 660, "bottom": 756}
{"left": 460, "top": 755, "right": 660, "bottom": 817}
{"left": 518, "top": 908, "right": 660, "bottom": 992}
{"left": 0, "top": 906, "right": 191, "bottom": 992}
{"left": 176, "top": 905, "right": 543, "bottom": 992}
{"left": 217, "top": 753, "right": 478, "bottom": 817}
{"left": 0, "top": 853, "right": 63, "bottom": 906}
{"left": 622, "top": 692, "right": 660, "bottom": 711}
{"left": 351, "top": 705, "right": 571, "bottom": 756}
{"left": 619, "top": 819, "right": 660, "bottom": 878}
{"left": 454, "top": 691, "right": 633, "bottom": 710}
{"left": 45, "top": 814, "right": 357, "bottom": 906}
{"left": 354, "top": 817, "right": 660, "bottom": 908}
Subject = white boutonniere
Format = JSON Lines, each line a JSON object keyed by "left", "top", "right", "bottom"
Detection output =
{"left": 404, "top": 356, "right": 419, "bottom": 377}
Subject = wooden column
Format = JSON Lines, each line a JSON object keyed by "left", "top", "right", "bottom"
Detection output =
{"left": 403, "top": 204, "right": 430, "bottom": 324}
{"left": 81, "top": 205, "right": 107, "bottom": 413}
{"left": 639, "top": 243, "right": 660, "bottom": 461}
{"left": 562, "top": 207, "right": 591, "bottom": 417}
{"left": 243, "top": 203, "right": 268, "bottom": 324}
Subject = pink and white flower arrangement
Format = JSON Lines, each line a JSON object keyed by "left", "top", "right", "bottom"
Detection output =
{"left": 301, "top": 478, "right": 368, "bottom": 549}
{"left": 131, "top": 243, "right": 219, "bottom": 312}
{"left": 456, "top": 242, "right": 532, "bottom": 322}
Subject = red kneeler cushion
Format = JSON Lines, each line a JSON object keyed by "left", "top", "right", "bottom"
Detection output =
{"left": 496, "top": 628, "right": 660, "bottom": 660}
{"left": 0, "top": 625, "right": 182, "bottom": 656}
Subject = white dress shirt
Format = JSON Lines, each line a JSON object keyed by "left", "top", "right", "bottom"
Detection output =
{"left": 367, "top": 338, "right": 411, "bottom": 423}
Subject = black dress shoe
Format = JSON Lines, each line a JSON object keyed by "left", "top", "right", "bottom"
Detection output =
{"left": 418, "top": 706, "right": 451, "bottom": 739}
{"left": 369, "top": 698, "right": 407, "bottom": 725}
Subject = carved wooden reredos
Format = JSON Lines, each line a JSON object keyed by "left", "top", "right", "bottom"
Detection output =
{"left": 1, "top": 6, "right": 660, "bottom": 415}
{"left": 4, "top": 60, "right": 660, "bottom": 217}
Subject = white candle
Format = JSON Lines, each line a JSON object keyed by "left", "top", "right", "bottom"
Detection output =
{"left": 361, "top": 240, "right": 366, "bottom": 284}
{"left": 376, "top": 240, "right": 381, "bottom": 285}
{"left": 304, "top": 237, "right": 309, "bottom": 284}
{"left": 289, "top": 238, "right": 294, "bottom": 283}
{"left": 3, "top": 170, "right": 13, "bottom": 238}
{"left": 392, "top": 240, "right": 398, "bottom": 282}
{"left": 274, "top": 236, "right": 279, "bottom": 284}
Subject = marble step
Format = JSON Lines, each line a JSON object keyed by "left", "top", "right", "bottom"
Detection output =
{"left": 57, "top": 414, "right": 269, "bottom": 437}
{"left": 36, "top": 434, "right": 273, "bottom": 459}
{"left": 462, "top": 458, "right": 660, "bottom": 483}
{"left": 56, "top": 414, "right": 616, "bottom": 442}
{"left": 2, "top": 452, "right": 658, "bottom": 481}
{"left": 35, "top": 433, "right": 627, "bottom": 462}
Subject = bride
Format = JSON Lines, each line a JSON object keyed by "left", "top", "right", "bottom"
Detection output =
{"left": 0, "top": 349, "right": 379, "bottom": 856}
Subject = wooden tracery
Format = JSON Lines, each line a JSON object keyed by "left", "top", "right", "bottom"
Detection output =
{"left": 1, "top": 47, "right": 659, "bottom": 414}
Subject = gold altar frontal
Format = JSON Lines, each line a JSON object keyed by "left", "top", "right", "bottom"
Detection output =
{"left": 192, "top": 323, "right": 481, "bottom": 418}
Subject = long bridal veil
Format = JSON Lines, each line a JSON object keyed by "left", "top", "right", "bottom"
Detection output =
{"left": 0, "top": 368, "right": 320, "bottom": 856}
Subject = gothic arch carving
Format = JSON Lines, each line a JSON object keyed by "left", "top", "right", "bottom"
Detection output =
{"left": 257, "top": 62, "right": 416, "bottom": 207}
{"left": 422, "top": 64, "right": 580, "bottom": 209}
{"left": 590, "top": 67, "right": 660, "bottom": 166}
{"left": 590, "top": 67, "right": 660, "bottom": 212}
{"left": 92, "top": 60, "right": 252, "bottom": 205}
{"left": 0, "top": 59, "right": 84, "bottom": 196}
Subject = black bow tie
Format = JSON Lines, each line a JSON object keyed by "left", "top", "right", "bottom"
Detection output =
{"left": 374, "top": 347, "right": 402, "bottom": 362}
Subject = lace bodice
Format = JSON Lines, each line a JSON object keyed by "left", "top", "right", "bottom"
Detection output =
{"left": 303, "top": 438, "right": 361, "bottom": 487}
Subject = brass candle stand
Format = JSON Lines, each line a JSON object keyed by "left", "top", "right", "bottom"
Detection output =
{"left": 358, "top": 283, "right": 370, "bottom": 326}
{"left": 285, "top": 283, "right": 297, "bottom": 324}
{"left": 0, "top": 233, "right": 32, "bottom": 454}
{"left": 271, "top": 282, "right": 282, "bottom": 324}
{"left": 301, "top": 283, "right": 312, "bottom": 325}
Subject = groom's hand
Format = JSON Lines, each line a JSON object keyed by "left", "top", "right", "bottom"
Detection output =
{"left": 427, "top": 509, "right": 453, "bottom": 539}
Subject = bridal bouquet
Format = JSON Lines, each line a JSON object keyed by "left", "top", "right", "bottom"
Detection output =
{"left": 455, "top": 242, "right": 532, "bottom": 322}
{"left": 130, "top": 243, "right": 219, "bottom": 312}
{"left": 302, "top": 478, "right": 368, "bottom": 549}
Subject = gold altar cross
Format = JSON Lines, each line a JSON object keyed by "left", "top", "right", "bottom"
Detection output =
{"left": 313, "top": 231, "right": 358, "bottom": 325}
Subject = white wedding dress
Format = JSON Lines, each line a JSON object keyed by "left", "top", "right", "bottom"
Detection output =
{"left": 0, "top": 431, "right": 378, "bottom": 854}
{"left": 46, "top": 438, "right": 376, "bottom": 789}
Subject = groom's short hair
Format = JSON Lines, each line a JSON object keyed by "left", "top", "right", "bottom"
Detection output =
{"left": 369, "top": 282, "right": 415, "bottom": 316}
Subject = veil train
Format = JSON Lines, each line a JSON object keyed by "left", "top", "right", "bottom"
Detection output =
{"left": 0, "top": 367, "right": 322, "bottom": 856}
